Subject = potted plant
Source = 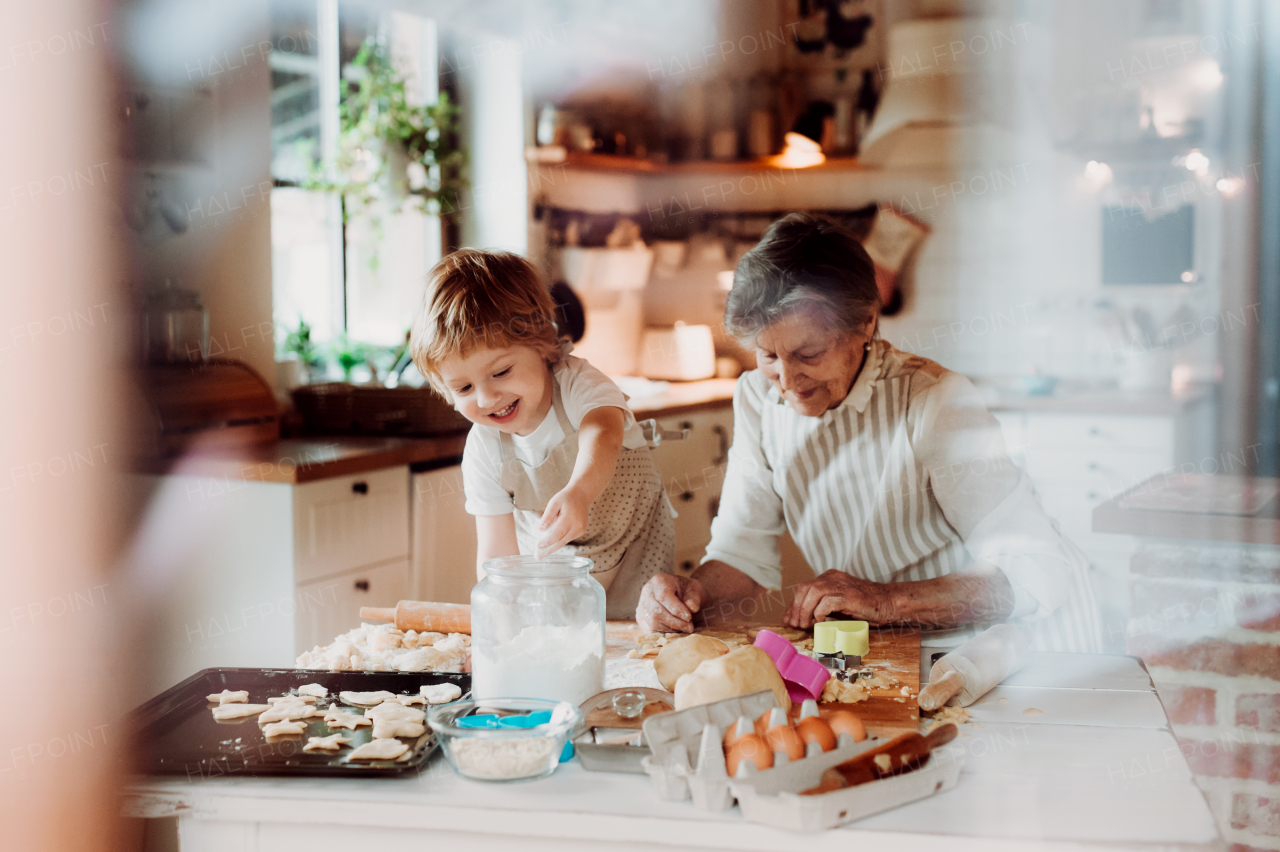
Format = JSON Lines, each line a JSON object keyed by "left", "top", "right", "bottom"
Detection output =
{"left": 304, "top": 37, "right": 468, "bottom": 264}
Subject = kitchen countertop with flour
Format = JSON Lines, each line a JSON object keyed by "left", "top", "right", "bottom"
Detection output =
{"left": 121, "top": 651, "right": 1219, "bottom": 851}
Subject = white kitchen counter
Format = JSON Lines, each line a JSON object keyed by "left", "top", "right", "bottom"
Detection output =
{"left": 122, "top": 653, "right": 1220, "bottom": 851}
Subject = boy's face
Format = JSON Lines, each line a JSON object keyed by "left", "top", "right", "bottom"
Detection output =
{"left": 437, "top": 344, "right": 552, "bottom": 436}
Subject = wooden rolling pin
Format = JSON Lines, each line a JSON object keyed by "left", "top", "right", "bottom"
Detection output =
{"left": 360, "top": 601, "right": 471, "bottom": 634}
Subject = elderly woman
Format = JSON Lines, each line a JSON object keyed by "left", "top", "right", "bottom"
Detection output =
{"left": 636, "top": 214, "right": 1100, "bottom": 652}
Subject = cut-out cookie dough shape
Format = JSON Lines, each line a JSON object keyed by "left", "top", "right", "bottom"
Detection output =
{"left": 297, "top": 684, "right": 328, "bottom": 698}
{"left": 211, "top": 703, "right": 270, "bottom": 721}
{"left": 420, "top": 683, "right": 463, "bottom": 705}
{"left": 367, "top": 702, "right": 425, "bottom": 724}
{"left": 340, "top": 690, "right": 396, "bottom": 707}
{"left": 323, "top": 708, "right": 372, "bottom": 730}
{"left": 303, "top": 733, "right": 352, "bottom": 752}
{"left": 259, "top": 700, "right": 322, "bottom": 724}
{"left": 262, "top": 720, "right": 308, "bottom": 737}
{"left": 207, "top": 690, "right": 249, "bottom": 705}
{"left": 372, "top": 719, "right": 426, "bottom": 739}
{"left": 347, "top": 738, "right": 409, "bottom": 760}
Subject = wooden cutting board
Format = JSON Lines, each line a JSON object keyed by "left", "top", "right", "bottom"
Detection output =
{"left": 604, "top": 622, "right": 920, "bottom": 739}
{"left": 821, "top": 626, "right": 920, "bottom": 739}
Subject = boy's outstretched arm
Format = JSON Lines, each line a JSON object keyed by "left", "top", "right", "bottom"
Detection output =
{"left": 475, "top": 513, "right": 519, "bottom": 579}
{"left": 537, "top": 405, "right": 625, "bottom": 556}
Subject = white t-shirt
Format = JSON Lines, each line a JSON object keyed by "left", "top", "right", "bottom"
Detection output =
{"left": 462, "top": 355, "right": 648, "bottom": 516}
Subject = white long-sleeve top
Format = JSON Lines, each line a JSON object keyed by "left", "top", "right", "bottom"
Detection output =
{"left": 703, "top": 339, "right": 1101, "bottom": 653}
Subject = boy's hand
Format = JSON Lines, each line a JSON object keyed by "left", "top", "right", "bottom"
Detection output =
{"left": 536, "top": 485, "right": 590, "bottom": 558}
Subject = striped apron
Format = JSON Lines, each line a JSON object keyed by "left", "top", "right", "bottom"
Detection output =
{"left": 760, "top": 346, "right": 1102, "bottom": 654}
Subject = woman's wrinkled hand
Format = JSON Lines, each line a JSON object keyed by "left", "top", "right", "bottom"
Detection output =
{"left": 636, "top": 574, "right": 706, "bottom": 634}
{"left": 783, "top": 570, "right": 896, "bottom": 629}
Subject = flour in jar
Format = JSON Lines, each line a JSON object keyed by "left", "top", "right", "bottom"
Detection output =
{"left": 472, "top": 623, "right": 603, "bottom": 705}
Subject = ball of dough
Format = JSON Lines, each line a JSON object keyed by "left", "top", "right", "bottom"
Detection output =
{"left": 654, "top": 634, "right": 730, "bottom": 692}
{"left": 673, "top": 645, "right": 791, "bottom": 713}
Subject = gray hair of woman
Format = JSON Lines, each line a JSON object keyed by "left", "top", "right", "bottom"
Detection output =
{"left": 725, "top": 213, "right": 880, "bottom": 344}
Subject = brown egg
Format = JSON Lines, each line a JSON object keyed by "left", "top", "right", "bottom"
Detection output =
{"left": 826, "top": 710, "right": 867, "bottom": 742}
{"left": 726, "top": 733, "right": 774, "bottom": 775}
{"left": 765, "top": 724, "right": 806, "bottom": 762}
{"left": 753, "top": 709, "right": 773, "bottom": 738}
{"left": 722, "top": 717, "right": 754, "bottom": 751}
{"left": 753, "top": 708, "right": 793, "bottom": 737}
{"left": 795, "top": 716, "right": 837, "bottom": 752}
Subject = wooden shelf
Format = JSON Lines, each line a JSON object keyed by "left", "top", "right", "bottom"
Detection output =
{"left": 527, "top": 148, "right": 876, "bottom": 176}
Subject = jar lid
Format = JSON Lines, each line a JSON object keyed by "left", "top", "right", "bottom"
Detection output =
{"left": 482, "top": 554, "right": 595, "bottom": 579}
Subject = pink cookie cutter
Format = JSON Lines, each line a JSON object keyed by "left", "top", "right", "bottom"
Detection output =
{"left": 753, "top": 629, "right": 830, "bottom": 703}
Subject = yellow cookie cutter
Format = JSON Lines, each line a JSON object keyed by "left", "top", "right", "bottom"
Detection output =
{"left": 813, "top": 620, "right": 870, "bottom": 657}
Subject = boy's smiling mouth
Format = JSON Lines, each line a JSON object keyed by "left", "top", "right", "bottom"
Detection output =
{"left": 489, "top": 400, "right": 519, "bottom": 423}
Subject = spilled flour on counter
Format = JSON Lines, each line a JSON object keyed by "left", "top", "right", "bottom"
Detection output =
{"left": 922, "top": 704, "right": 971, "bottom": 733}
{"left": 605, "top": 658, "right": 663, "bottom": 691}
{"left": 821, "top": 666, "right": 900, "bottom": 704}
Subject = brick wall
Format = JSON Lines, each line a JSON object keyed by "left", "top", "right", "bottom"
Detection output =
{"left": 1127, "top": 541, "right": 1280, "bottom": 852}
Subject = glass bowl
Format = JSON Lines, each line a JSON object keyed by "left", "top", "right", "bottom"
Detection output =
{"left": 427, "top": 697, "right": 582, "bottom": 782}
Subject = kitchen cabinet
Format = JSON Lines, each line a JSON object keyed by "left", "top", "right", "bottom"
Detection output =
{"left": 292, "top": 467, "right": 410, "bottom": 584}
{"left": 648, "top": 405, "right": 733, "bottom": 577}
{"left": 290, "top": 467, "right": 411, "bottom": 650}
{"left": 410, "top": 462, "right": 477, "bottom": 605}
{"left": 295, "top": 558, "right": 410, "bottom": 654}
{"left": 993, "top": 398, "right": 1215, "bottom": 652}
{"left": 127, "top": 464, "right": 412, "bottom": 700}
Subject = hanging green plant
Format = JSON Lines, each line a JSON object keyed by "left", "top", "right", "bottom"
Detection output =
{"left": 303, "top": 37, "right": 468, "bottom": 265}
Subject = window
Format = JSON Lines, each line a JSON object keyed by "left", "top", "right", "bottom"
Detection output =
{"left": 269, "top": 0, "right": 441, "bottom": 362}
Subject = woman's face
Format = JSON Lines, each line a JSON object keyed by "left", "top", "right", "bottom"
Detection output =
{"left": 754, "top": 309, "right": 874, "bottom": 417}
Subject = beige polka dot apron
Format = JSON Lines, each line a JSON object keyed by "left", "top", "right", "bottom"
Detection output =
{"left": 499, "top": 380, "right": 675, "bottom": 618}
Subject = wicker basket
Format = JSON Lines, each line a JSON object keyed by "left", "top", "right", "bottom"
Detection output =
{"left": 291, "top": 384, "right": 471, "bottom": 436}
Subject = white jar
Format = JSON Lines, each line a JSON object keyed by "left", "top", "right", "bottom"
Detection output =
{"left": 470, "top": 555, "right": 605, "bottom": 706}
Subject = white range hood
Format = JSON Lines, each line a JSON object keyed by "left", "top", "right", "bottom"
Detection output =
{"left": 860, "top": 17, "right": 1041, "bottom": 168}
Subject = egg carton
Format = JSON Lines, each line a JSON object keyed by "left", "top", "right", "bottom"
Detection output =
{"left": 640, "top": 690, "right": 778, "bottom": 807}
{"left": 639, "top": 691, "right": 882, "bottom": 812}
{"left": 730, "top": 753, "right": 963, "bottom": 833}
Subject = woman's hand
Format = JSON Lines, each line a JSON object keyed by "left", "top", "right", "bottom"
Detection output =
{"left": 784, "top": 570, "right": 896, "bottom": 629}
{"left": 636, "top": 574, "right": 706, "bottom": 633}
{"left": 536, "top": 485, "right": 590, "bottom": 557}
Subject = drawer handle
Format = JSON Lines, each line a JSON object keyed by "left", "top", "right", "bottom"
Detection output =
{"left": 712, "top": 425, "right": 729, "bottom": 466}
{"left": 680, "top": 560, "right": 695, "bottom": 572}
{"left": 352, "top": 482, "right": 369, "bottom": 495}
{"left": 679, "top": 491, "right": 694, "bottom": 502}
{"left": 354, "top": 579, "right": 370, "bottom": 591}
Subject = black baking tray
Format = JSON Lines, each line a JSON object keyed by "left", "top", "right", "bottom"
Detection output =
{"left": 130, "top": 668, "right": 470, "bottom": 778}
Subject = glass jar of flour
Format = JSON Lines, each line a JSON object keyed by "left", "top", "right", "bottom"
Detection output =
{"left": 470, "top": 555, "right": 606, "bottom": 705}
